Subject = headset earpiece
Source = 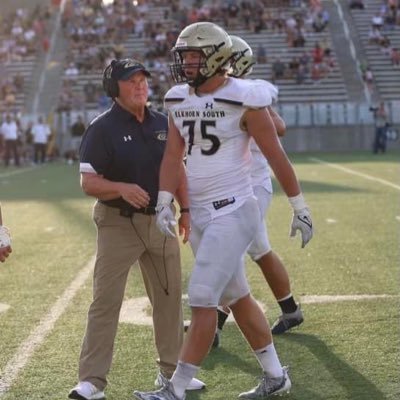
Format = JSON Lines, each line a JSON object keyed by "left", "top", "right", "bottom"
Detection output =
{"left": 102, "top": 60, "right": 119, "bottom": 98}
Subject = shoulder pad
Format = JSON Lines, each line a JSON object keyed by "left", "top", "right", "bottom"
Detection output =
{"left": 164, "top": 85, "right": 188, "bottom": 110}
{"left": 252, "top": 79, "right": 279, "bottom": 103}
{"left": 242, "top": 79, "right": 276, "bottom": 108}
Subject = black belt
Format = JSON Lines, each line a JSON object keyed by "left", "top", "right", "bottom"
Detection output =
{"left": 134, "top": 206, "right": 157, "bottom": 215}
{"left": 118, "top": 206, "right": 156, "bottom": 217}
{"left": 99, "top": 200, "right": 156, "bottom": 216}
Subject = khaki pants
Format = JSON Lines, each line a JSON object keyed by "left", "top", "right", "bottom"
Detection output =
{"left": 78, "top": 202, "right": 183, "bottom": 390}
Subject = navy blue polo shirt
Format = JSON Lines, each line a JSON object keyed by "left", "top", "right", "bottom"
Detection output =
{"left": 79, "top": 102, "right": 168, "bottom": 207}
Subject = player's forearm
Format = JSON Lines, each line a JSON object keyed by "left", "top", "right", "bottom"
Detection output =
{"left": 159, "top": 152, "right": 181, "bottom": 195}
{"left": 174, "top": 163, "right": 189, "bottom": 209}
{"left": 269, "top": 152, "right": 301, "bottom": 198}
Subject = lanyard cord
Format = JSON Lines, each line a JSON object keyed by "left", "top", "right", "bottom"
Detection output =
{"left": 129, "top": 215, "right": 169, "bottom": 296}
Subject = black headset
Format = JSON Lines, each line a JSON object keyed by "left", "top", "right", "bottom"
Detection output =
{"left": 102, "top": 59, "right": 119, "bottom": 99}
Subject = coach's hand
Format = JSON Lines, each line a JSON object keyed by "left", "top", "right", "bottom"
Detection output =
{"left": 156, "top": 191, "right": 176, "bottom": 238}
{"left": 288, "top": 193, "right": 313, "bottom": 248}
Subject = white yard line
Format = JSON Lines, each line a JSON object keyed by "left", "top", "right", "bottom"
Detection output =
{"left": 309, "top": 157, "right": 400, "bottom": 191}
{"left": 119, "top": 294, "right": 397, "bottom": 325}
{"left": 0, "top": 167, "right": 39, "bottom": 179}
{"left": 301, "top": 294, "right": 397, "bottom": 304}
{"left": 0, "top": 256, "right": 95, "bottom": 396}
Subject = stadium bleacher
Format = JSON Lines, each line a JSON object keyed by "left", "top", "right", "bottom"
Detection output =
{"left": 0, "top": 4, "right": 53, "bottom": 115}
{"left": 349, "top": 0, "right": 400, "bottom": 101}
{"left": 60, "top": 0, "right": 351, "bottom": 109}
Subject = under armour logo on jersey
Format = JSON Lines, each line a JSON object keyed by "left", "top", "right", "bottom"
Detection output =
{"left": 205, "top": 102, "right": 213, "bottom": 109}
{"left": 123, "top": 135, "right": 132, "bottom": 142}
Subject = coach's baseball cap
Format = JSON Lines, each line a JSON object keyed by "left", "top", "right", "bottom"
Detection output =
{"left": 111, "top": 58, "right": 151, "bottom": 80}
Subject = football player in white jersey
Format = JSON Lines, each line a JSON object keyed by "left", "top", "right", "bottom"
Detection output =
{"left": 213, "top": 36, "right": 304, "bottom": 347}
{"left": 134, "top": 22, "right": 313, "bottom": 400}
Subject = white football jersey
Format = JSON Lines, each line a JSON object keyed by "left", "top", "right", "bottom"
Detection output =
{"left": 164, "top": 77, "right": 274, "bottom": 209}
{"left": 248, "top": 80, "right": 279, "bottom": 192}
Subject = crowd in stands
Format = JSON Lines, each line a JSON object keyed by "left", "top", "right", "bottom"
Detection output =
{"left": 56, "top": 0, "right": 334, "bottom": 112}
{"left": 0, "top": 4, "right": 53, "bottom": 114}
{"left": 353, "top": 0, "right": 400, "bottom": 92}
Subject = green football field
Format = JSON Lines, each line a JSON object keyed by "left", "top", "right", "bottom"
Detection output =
{"left": 0, "top": 151, "right": 398, "bottom": 400}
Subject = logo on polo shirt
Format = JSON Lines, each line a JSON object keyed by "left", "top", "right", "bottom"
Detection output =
{"left": 123, "top": 135, "right": 132, "bottom": 142}
{"left": 156, "top": 130, "right": 167, "bottom": 141}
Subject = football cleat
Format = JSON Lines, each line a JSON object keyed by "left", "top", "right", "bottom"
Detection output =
{"left": 238, "top": 367, "right": 291, "bottom": 398}
{"left": 134, "top": 380, "right": 184, "bottom": 400}
{"left": 271, "top": 305, "right": 304, "bottom": 335}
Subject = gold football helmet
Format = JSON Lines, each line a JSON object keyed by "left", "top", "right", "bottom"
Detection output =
{"left": 229, "top": 35, "right": 255, "bottom": 78}
{"left": 170, "top": 22, "right": 233, "bottom": 87}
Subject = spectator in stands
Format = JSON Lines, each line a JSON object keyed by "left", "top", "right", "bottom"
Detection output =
{"left": 68, "top": 115, "right": 85, "bottom": 164}
{"left": 0, "top": 114, "right": 20, "bottom": 167}
{"left": 13, "top": 72, "right": 24, "bottom": 91}
{"left": 312, "top": 42, "right": 324, "bottom": 64}
{"left": 390, "top": 47, "right": 400, "bottom": 66}
{"left": 312, "top": 12, "right": 328, "bottom": 32}
{"left": 368, "top": 26, "right": 383, "bottom": 44}
{"left": 371, "top": 12, "right": 384, "bottom": 30}
{"left": 271, "top": 58, "right": 286, "bottom": 81}
{"left": 349, "top": 0, "right": 365, "bottom": 10}
{"left": 3, "top": 85, "right": 17, "bottom": 112}
{"left": 380, "top": 35, "right": 391, "bottom": 55}
{"left": 64, "top": 62, "right": 79, "bottom": 80}
{"left": 83, "top": 81, "right": 97, "bottom": 103}
{"left": 311, "top": 63, "right": 321, "bottom": 82}
{"left": 371, "top": 102, "right": 389, "bottom": 154}
{"left": 288, "top": 57, "right": 300, "bottom": 79}
{"left": 293, "top": 26, "right": 306, "bottom": 47}
{"left": 299, "top": 51, "right": 311, "bottom": 71}
{"left": 31, "top": 116, "right": 51, "bottom": 164}
{"left": 296, "top": 64, "right": 307, "bottom": 84}
{"left": 364, "top": 67, "right": 374, "bottom": 91}
{"left": 256, "top": 43, "right": 267, "bottom": 64}
{"left": 97, "top": 90, "right": 112, "bottom": 112}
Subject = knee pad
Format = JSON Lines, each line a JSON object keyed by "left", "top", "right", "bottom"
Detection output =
{"left": 188, "top": 283, "right": 218, "bottom": 307}
{"left": 219, "top": 269, "right": 250, "bottom": 307}
{"left": 247, "top": 227, "right": 271, "bottom": 261}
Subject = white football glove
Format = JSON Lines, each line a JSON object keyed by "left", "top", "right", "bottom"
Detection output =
{"left": 0, "top": 226, "right": 11, "bottom": 248}
{"left": 156, "top": 191, "right": 176, "bottom": 238}
{"left": 289, "top": 194, "right": 313, "bottom": 248}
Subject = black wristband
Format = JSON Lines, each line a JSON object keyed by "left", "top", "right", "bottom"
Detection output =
{"left": 180, "top": 208, "right": 190, "bottom": 213}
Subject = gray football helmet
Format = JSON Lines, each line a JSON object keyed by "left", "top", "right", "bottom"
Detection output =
{"left": 170, "top": 22, "right": 233, "bottom": 87}
{"left": 229, "top": 35, "right": 256, "bottom": 78}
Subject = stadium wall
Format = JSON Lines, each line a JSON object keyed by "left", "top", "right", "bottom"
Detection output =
{"left": 282, "top": 125, "right": 400, "bottom": 153}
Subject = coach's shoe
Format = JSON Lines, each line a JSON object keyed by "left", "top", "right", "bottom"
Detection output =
{"left": 238, "top": 367, "right": 291, "bottom": 398}
{"left": 155, "top": 372, "right": 205, "bottom": 391}
{"left": 135, "top": 380, "right": 185, "bottom": 400}
{"left": 68, "top": 381, "right": 105, "bottom": 400}
{"left": 271, "top": 305, "right": 304, "bottom": 335}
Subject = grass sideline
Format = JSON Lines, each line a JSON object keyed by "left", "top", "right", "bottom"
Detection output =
{"left": 0, "top": 151, "right": 399, "bottom": 400}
